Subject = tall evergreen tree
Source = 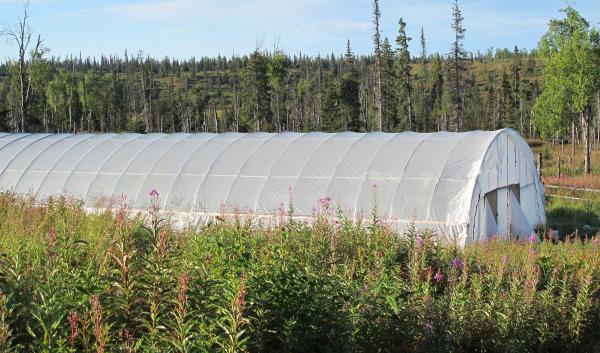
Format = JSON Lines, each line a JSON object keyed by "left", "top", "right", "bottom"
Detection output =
{"left": 395, "top": 18, "right": 413, "bottom": 131}
{"left": 381, "top": 38, "right": 398, "bottom": 130}
{"left": 429, "top": 55, "right": 445, "bottom": 131}
{"left": 341, "top": 40, "right": 361, "bottom": 132}
{"left": 420, "top": 27, "right": 430, "bottom": 132}
{"left": 441, "top": 65, "right": 454, "bottom": 131}
{"left": 449, "top": 0, "right": 467, "bottom": 132}
{"left": 267, "top": 52, "right": 290, "bottom": 132}
{"left": 321, "top": 68, "right": 343, "bottom": 132}
{"left": 240, "top": 49, "right": 271, "bottom": 132}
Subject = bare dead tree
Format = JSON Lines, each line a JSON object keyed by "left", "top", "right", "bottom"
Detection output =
{"left": 1, "top": 0, "right": 45, "bottom": 132}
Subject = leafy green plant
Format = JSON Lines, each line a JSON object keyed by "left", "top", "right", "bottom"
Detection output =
{"left": 0, "top": 192, "right": 599, "bottom": 352}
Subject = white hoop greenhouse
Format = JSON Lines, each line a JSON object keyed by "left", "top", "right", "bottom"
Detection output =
{"left": 0, "top": 128, "right": 545, "bottom": 245}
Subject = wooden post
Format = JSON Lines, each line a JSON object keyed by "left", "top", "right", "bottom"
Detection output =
{"left": 537, "top": 152, "right": 543, "bottom": 180}
{"left": 557, "top": 156, "right": 561, "bottom": 180}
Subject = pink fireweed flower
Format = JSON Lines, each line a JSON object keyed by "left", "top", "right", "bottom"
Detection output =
{"left": 501, "top": 255, "right": 509, "bottom": 264}
{"left": 433, "top": 270, "right": 444, "bottom": 283}
{"left": 318, "top": 196, "right": 332, "bottom": 212}
{"left": 415, "top": 235, "right": 424, "bottom": 247}
{"left": 47, "top": 225, "right": 57, "bottom": 251}
{"left": 528, "top": 233, "right": 538, "bottom": 244}
{"left": 451, "top": 257, "right": 464, "bottom": 269}
{"left": 149, "top": 189, "right": 159, "bottom": 198}
{"left": 68, "top": 310, "right": 79, "bottom": 348}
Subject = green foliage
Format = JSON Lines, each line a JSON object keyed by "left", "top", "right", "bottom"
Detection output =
{"left": 0, "top": 34, "right": 549, "bottom": 135}
{"left": 0, "top": 192, "right": 599, "bottom": 352}
{"left": 321, "top": 70, "right": 343, "bottom": 132}
{"left": 240, "top": 50, "right": 271, "bottom": 132}
{"left": 341, "top": 41, "right": 361, "bottom": 132}
{"left": 533, "top": 7, "right": 600, "bottom": 138}
{"left": 395, "top": 18, "right": 413, "bottom": 131}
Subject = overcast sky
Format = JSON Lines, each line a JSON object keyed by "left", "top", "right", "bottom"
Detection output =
{"left": 1, "top": 0, "right": 599, "bottom": 60}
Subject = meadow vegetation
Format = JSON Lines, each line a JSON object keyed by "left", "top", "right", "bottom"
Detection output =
{"left": 532, "top": 142, "right": 600, "bottom": 237}
{"left": 0, "top": 192, "right": 599, "bottom": 352}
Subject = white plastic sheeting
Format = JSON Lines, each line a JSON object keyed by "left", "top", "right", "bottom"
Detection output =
{"left": 0, "top": 129, "right": 545, "bottom": 246}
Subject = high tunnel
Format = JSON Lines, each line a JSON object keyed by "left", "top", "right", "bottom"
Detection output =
{"left": 0, "top": 129, "right": 545, "bottom": 245}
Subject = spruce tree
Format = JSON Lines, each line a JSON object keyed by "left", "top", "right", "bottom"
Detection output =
{"left": 381, "top": 38, "right": 398, "bottom": 130}
{"left": 449, "top": 0, "right": 467, "bottom": 132}
{"left": 321, "top": 69, "right": 343, "bottom": 132}
{"left": 267, "top": 52, "right": 290, "bottom": 132}
{"left": 429, "top": 55, "right": 444, "bottom": 131}
{"left": 341, "top": 40, "right": 361, "bottom": 132}
{"left": 240, "top": 49, "right": 271, "bottom": 132}
{"left": 420, "top": 27, "right": 429, "bottom": 132}
{"left": 395, "top": 18, "right": 413, "bottom": 131}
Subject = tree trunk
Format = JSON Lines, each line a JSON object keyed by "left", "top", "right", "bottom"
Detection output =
{"left": 583, "top": 109, "right": 591, "bottom": 174}
{"left": 571, "top": 120, "right": 576, "bottom": 167}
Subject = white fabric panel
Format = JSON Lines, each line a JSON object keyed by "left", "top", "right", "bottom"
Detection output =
{"left": 496, "top": 188, "right": 510, "bottom": 239}
{"left": 164, "top": 134, "right": 231, "bottom": 210}
{"left": 391, "top": 133, "right": 462, "bottom": 221}
{"left": 432, "top": 133, "right": 494, "bottom": 226}
{"left": 0, "top": 134, "right": 35, "bottom": 162}
{"left": 0, "top": 134, "right": 53, "bottom": 191}
{"left": 227, "top": 133, "right": 302, "bottom": 211}
{"left": 483, "top": 200, "right": 499, "bottom": 239}
{"left": 38, "top": 134, "right": 116, "bottom": 200}
{"left": 358, "top": 133, "right": 429, "bottom": 219}
{"left": 148, "top": 134, "right": 214, "bottom": 209}
{"left": 15, "top": 134, "right": 94, "bottom": 194}
{"left": 7, "top": 134, "right": 72, "bottom": 194}
{"left": 63, "top": 134, "right": 139, "bottom": 200}
{"left": 258, "top": 133, "right": 333, "bottom": 214}
{"left": 113, "top": 134, "right": 187, "bottom": 207}
{"left": 86, "top": 134, "right": 161, "bottom": 203}
{"left": 171, "top": 133, "right": 243, "bottom": 212}
{"left": 349, "top": 133, "right": 396, "bottom": 219}
{"left": 200, "top": 133, "right": 272, "bottom": 212}
{"left": 326, "top": 133, "right": 386, "bottom": 215}
{"left": 509, "top": 191, "right": 535, "bottom": 240}
{"left": 293, "top": 132, "right": 362, "bottom": 214}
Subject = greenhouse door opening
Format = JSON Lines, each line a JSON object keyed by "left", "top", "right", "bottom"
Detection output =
{"left": 483, "top": 184, "right": 534, "bottom": 241}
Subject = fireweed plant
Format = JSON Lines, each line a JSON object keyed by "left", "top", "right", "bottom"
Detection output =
{"left": 0, "top": 190, "right": 598, "bottom": 352}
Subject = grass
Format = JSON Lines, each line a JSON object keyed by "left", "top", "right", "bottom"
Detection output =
{"left": 529, "top": 141, "right": 600, "bottom": 237}
{"left": 545, "top": 196, "right": 600, "bottom": 236}
{"left": 0, "top": 192, "right": 599, "bottom": 352}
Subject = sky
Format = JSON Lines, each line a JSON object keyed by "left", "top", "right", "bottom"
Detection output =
{"left": 1, "top": 0, "right": 600, "bottom": 60}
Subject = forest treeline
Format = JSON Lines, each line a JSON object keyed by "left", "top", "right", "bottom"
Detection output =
{"left": 0, "top": 1, "right": 598, "bottom": 148}
{"left": 0, "top": 45, "right": 543, "bottom": 135}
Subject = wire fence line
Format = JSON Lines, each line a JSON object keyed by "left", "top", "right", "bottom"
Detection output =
{"left": 545, "top": 185, "right": 600, "bottom": 193}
